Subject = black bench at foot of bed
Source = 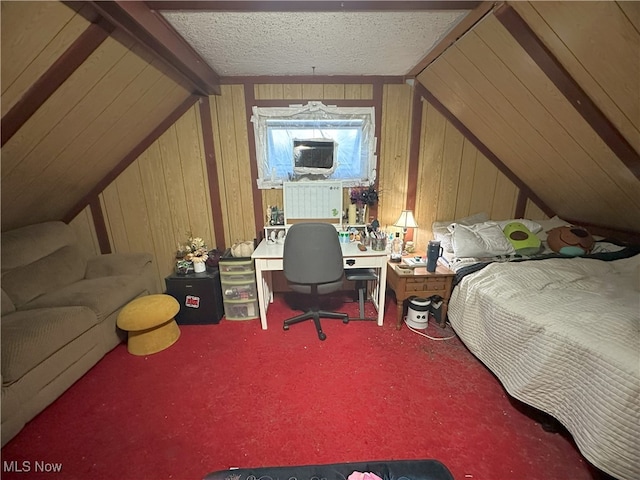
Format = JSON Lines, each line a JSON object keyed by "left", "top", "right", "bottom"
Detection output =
{"left": 203, "top": 459, "right": 453, "bottom": 480}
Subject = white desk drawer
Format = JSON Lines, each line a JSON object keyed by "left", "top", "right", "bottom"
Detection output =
{"left": 259, "top": 258, "right": 283, "bottom": 270}
{"left": 344, "top": 257, "right": 381, "bottom": 269}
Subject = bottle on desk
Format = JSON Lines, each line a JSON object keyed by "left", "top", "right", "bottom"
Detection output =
{"left": 426, "top": 240, "right": 443, "bottom": 272}
{"left": 390, "top": 232, "right": 403, "bottom": 263}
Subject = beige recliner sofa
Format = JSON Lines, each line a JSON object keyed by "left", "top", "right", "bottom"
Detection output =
{"left": 1, "top": 221, "right": 157, "bottom": 446}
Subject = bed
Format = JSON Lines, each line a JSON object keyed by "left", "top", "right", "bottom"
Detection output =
{"left": 434, "top": 215, "right": 640, "bottom": 480}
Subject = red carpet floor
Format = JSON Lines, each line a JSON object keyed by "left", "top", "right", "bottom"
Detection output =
{"left": 1, "top": 294, "right": 605, "bottom": 480}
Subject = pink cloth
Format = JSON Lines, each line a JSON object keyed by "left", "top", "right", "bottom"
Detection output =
{"left": 348, "top": 472, "right": 383, "bottom": 480}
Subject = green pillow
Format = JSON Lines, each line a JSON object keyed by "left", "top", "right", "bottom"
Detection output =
{"left": 503, "top": 222, "right": 542, "bottom": 255}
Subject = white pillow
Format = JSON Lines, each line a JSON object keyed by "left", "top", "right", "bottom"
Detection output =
{"left": 432, "top": 212, "right": 490, "bottom": 253}
{"left": 451, "top": 222, "right": 515, "bottom": 258}
{"left": 432, "top": 229, "right": 454, "bottom": 253}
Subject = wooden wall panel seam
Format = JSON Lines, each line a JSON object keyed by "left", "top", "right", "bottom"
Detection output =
{"left": 514, "top": 189, "right": 528, "bottom": 219}
{"left": 497, "top": 3, "right": 640, "bottom": 180}
{"left": 89, "top": 196, "right": 112, "bottom": 254}
{"left": 63, "top": 94, "right": 200, "bottom": 223}
{"left": 406, "top": 86, "right": 423, "bottom": 213}
{"left": 1, "top": 19, "right": 113, "bottom": 147}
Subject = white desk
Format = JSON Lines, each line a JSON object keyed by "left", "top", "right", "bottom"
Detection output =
{"left": 251, "top": 239, "right": 388, "bottom": 329}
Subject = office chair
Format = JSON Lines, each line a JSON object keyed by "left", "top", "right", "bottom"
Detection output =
{"left": 283, "top": 222, "right": 349, "bottom": 340}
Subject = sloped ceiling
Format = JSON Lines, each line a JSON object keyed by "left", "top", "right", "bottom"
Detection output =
{"left": 0, "top": 0, "right": 478, "bottom": 231}
{"left": 1, "top": 1, "right": 638, "bottom": 235}
{"left": 417, "top": 1, "right": 640, "bottom": 233}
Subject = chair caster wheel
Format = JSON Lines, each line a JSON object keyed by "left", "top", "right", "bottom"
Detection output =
{"left": 343, "top": 317, "right": 349, "bottom": 324}
{"left": 283, "top": 325, "right": 289, "bottom": 331}
{"left": 318, "top": 332, "right": 327, "bottom": 341}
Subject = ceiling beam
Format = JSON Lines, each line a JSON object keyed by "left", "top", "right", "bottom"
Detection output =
{"left": 1, "top": 19, "right": 112, "bottom": 147}
{"left": 89, "top": 1, "right": 221, "bottom": 95}
{"left": 146, "top": 1, "right": 483, "bottom": 12}
{"left": 495, "top": 3, "right": 640, "bottom": 180}
{"left": 407, "top": 1, "right": 496, "bottom": 77}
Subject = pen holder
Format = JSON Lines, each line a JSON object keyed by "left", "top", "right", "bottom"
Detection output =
{"left": 371, "top": 238, "right": 386, "bottom": 251}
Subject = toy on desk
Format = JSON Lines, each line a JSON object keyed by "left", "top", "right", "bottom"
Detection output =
{"left": 266, "top": 205, "right": 284, "bottom": 226}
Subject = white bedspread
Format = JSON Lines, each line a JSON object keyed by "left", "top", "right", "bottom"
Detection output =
{"left": 448, "top": 255, "right": 640, "bottom": 480}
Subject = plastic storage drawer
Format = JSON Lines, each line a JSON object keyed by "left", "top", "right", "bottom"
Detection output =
{"left": 224, "top": 300, "right": 259, "bottom": 320}
{"left": 221, "top": 281, "right": 257, "bottom": 302}
{"left": 219, "top": 255, "right": 259, "bottom": 321}
{"left": 219, "top": 260, "right": 254, "bottom": 274}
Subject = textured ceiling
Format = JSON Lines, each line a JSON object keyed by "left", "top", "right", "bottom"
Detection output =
{"left": 161, "top": 11, "right": 469, "bottom": 76}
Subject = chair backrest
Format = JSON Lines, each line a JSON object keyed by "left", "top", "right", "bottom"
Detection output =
{"left": 283, "top": 223, "right": 344, "bottom": 285}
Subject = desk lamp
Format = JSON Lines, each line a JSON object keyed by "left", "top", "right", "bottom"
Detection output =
{"left": 393, "top": 210, "right": 418, "bottom": 251}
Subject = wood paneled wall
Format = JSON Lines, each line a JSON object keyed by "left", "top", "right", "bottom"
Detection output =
{"left": 1, "top": 1, "right": 192, "bottom": 231}
{"left": 378, "top": 84, "right": 413, "bottom": 229}
{"left": 208, "top": 85, "right": 255, "bottom": 247}
{"left": 417, "top": 1, "right": 640, "bottom": 232}
{"left": 1, "top": 1, "right": 89, "bottom": 113}
{"left": 413, "top": 98, "right": 524, "bottom": 254}
{"left": 512, "top": 1, "right": 640, "bottom": 155}
{"left": 203, "top": 80, "right": 527, "bottom": 256}
{"left": 96, "top": 105, "right": 214, "bottom": 293}
{"left": 73, "top": 77, "right": 531, "bottom": 290}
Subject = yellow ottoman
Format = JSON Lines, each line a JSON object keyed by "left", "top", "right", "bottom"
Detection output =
{"left": 117, "top": 294, "right": 181, "bottom": 356}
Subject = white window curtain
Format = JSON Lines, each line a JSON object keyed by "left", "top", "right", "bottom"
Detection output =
{"left": 251, "top": 101, "right": 377, "bottom": 189}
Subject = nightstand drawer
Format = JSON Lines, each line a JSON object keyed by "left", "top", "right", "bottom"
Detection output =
{"left": 406, "top": 277, "right": 446, "bottom": 291}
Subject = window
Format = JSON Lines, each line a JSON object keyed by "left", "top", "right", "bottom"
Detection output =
{"left": 252, "top": 101, "right": 376, "bottom": 189}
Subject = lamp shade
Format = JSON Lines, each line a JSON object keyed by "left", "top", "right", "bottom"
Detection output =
{"left": 394, "top": 210, "right": 418, "bottom": 229}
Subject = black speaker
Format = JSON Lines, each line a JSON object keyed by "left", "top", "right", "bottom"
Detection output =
{"left": 165, "top": 270, "right": 224, "bottom": 325}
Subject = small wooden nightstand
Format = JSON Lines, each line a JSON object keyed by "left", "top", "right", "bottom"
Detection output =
{"left": 386, "top": 260, "right": 455, "bottom": 329}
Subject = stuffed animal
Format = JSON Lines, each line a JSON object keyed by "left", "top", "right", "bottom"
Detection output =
{"left": 503, "top": 222, "right": 543, "bottom": 255}
{"left": 547, "top": 226, "right": 594, "bottom": 256}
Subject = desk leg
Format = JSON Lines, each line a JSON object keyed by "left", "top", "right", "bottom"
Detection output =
{"left": 254, "top": 261, "right": 269, "bottom": 330}
{"left": 395, "top": 297, "right": 405, "bottom": 330}
{"left": 377, "top": 258, "right": 387, "bottom": 326}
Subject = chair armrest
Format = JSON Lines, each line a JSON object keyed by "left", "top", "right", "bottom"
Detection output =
{"left": 85, "top": 253, "right": 153, "bottom": 278}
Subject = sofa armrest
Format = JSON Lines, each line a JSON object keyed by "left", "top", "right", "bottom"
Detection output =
{"left": 85, "top": 253, "right": 153, "bottom": 279}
